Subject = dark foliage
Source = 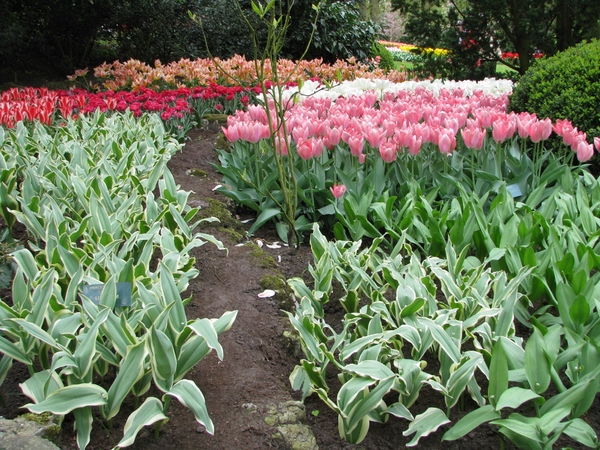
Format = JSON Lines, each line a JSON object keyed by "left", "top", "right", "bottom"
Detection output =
{"left": 390, "top": 0, "right": 600, "bottom": 79}
{"left": 1, "top": 0, "right": 114, "bottom": 79}
{"left": 371, "top": 42, "right": 395, "bottom": 72}
{"left": 1, "top": 0, "right": 379, "bottom": 83}
{"left": 283, "top": 0, "right": 378, "bottom": 63}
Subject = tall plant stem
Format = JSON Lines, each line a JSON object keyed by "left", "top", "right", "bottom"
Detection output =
{"left": 470, "top": 148, "right": 476, "bottom": 192}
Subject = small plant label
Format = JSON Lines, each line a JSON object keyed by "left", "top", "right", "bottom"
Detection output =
{"left": 506, "top": 184, "right": 523, "bottom": 198}
{"left": 81, "top": 282, "right": 132, "bottom": 307}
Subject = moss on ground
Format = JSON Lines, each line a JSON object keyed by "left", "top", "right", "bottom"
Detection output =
{"left": 248, "top": 243, "right": 278, "bottom": 269}
{"left": 188, "top": 168, "right": 208, "bottom": 177}
{"left": 19, "top": 413, "right": 61, "bottom": 444}
{"left": 197, "top": 198, "right": 245, "bottom": 242}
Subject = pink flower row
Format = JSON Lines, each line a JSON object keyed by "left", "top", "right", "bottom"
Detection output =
{"left": 223, "top": 86, "right": 599, "bottom": 162}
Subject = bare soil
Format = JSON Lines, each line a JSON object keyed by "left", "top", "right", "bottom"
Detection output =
{"left": 1, "top": 124, "right": 598, "bottom": 449}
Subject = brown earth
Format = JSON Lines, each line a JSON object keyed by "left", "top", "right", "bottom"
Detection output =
{"left": 1, "top": 123, "right": 598, "bottom": 450}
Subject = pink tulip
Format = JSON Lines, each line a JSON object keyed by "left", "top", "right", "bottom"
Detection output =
{"left": 438, "top": 129, "right": 456, "bottom": 155}
{"left": 407, "top": 135, "right": 422, "bottom": 156}
{"left": 413, "top": 123, "right": 430, "bottom": 143}
{"left": 311, "top": 138, "right": 324, "bottom": 158}
{"left": 292, "top": 124, "right": 310, "bottom": 143}
{"left": 393, "top": 127, "right": 410, "bottom": 148}
{"left": 379, "top": 141, "right": 396, "bottom": 163}
{"left": 444, "top": 117, "right": 460, "bottom": 135}
{"left": 274, "top": 134, "right": 289, "bottom": 156}
{"left": 517, "top": 113, "right": 536, "bottom": 139}
{"left": 461, "top": 126, "right": 486, "bottom": 150}
{"left": 492, "top": 116, "right": 516, "bottom": 143}
{"left": 528, "top": 118, "right": 553, "bottom": 143}
{"left": 475, "top": 109, "right": 496, "bottom": 128}
{"left": 222, "top": 124, "right": 240, "bottom": 142}
{"left": 562, "top": 126, "right": 578, "bottom": 146}
{"left": 570, "top": 132, "right": 588, "bottom": 153}
{"left": 364, "top": 126, "right": 386, "bottom": 148}
{"left": 347, "top": 135, "right": 365, "bottom": 157}
{"left": 594, "top": 137, "right": 600, "bottom": 153}
{"left": 296, "top": 138, "right": 313, "bottom": 160}
{"left": 248, "top": 105, "right": 268, "bottom": 123}
{"left": 330, "top": 184, "right": 347, "bottom": 198}
{"left": 576, "top": 140, "right": 594, "bottom": 162}
{"left": 553, "top": 118, "right": 571, "bottom": 137}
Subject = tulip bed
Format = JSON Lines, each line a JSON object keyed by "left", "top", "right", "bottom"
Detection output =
{"left": 0, "top": 84, "right": 256, "bottom": 141}
{"left": 218, "top": 77, "right": 600, "bottom": 447}
{"left": 1, "top": 58, "right": 600, "bottom": 449}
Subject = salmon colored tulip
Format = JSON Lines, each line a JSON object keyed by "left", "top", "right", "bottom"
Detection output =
{"left": 330, "top": 184, "right": 347, "bottom": 198}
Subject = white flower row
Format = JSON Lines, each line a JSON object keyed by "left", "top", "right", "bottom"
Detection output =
{"left": 280, "top": 77, "right": 513, "bottom": 103}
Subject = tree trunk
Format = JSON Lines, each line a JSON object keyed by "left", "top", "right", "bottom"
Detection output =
{"left": 555, "top": 0, "right": 575, "bottom": 51}
{"left": 369, "top": 0, "right": 381, "bottom": 23}
{"left": 359, "top": 0, "right": 368, "bottom": 19}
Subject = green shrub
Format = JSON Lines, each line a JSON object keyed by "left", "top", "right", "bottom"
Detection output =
{"left": 509, "top": 39, "right": 600, "bottom": 141}
{"left": 372, "top": 42, "right": 395, "bottom": 72}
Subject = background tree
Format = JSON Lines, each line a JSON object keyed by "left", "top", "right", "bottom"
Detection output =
{"left": 282, "top": 0, "right": 378, "bottom": 62}
{"left": 391, "top": 0, "right": 600, "bottom": 78}
{"left": 0, "top": 0, "right": 380, "bottom": 84}
{"left": 1, "top": 0, "right": 114, "bottom": 79}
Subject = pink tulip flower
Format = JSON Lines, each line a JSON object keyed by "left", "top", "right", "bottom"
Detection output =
{"left": 516, "top": 112, "right": 537, "bottom": 139}
{"left": 330, "top": 184, "right": 347, "bottom": 198}
{"left": 274, "top": 134, "right": 289, "bottom": 156}
{"left": 324, "top": 127, "right": 342, "bottom": 150}
{"left": 379, "top": 141, "right": 397, "bottom": 163}
{"left": 576, "top": 140, "right": 594, "bottom": 162}
{"left": 364, "top": 126, "right": 386, "bottom": 148}
{"left": 461, "top": 126, "right": 486, "bottom": 150}
{"left": 222, "top": 124, "right": 240, "bottom": 142}
{"left": 528, "top": 118, "right": 553, "bottom": 143}
{"left": 296, "top": 138, "right": 313, "bottom": 160}
{"left": 553, "top": 118, "right": 571, "bottom": 137}
{"left": 594, "top": 137, "right": 600, "bottom": 153}
{"left": 438, "top": 129, "right": 456, "bottom": 155}
{"left": 347, "top": 135, "right": 365, "bottom": 157}
{"left": 570, "top": 132, "right": 588, "bottom": 153}
{"left": 562, "top": 126, "right": 578, "bottom": 146}
{"left": 407, "top": 135, "right": 422, "bottom": 156}
{"left": 492, "top": 116, "right": 516, "bottom": 143}
{"left": 292, "top": 124, "right": 310, "bottom": 143}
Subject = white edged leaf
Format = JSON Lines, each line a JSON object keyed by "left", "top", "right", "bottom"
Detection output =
{"left": 403, "top": 407, "right": 450, "bottom": 447}
{"left": 117, "top": 397, "right": 167, "bottom": 448}
{"left": 165, "top": 380, "right": 214, "bottom": 434}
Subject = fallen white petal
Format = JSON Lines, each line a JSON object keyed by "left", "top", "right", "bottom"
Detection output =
{"left": 212, "top": 184, "right": 222, "bottom": 191}
{"left": 278, "top": 255, "right": 281, "bottom": 263}
{"left": 266, "top": 243, "right": 281, "bottom": 249}
{"left": 255, "top": 239, "right": 263, "bottom": 248}
{"left": 257, "top": 289, "right": 276, "bottom": 298}
{"left": 241, "top": 219, "right": 254, "bottom": 224}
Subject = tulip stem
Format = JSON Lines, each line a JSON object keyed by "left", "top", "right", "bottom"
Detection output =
{"left": 470, "top": 149, "right": 476, "bottom": 193}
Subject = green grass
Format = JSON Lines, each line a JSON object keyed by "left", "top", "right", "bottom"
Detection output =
{"left": 393, "top": 61, "right": 415, "bottom": 71}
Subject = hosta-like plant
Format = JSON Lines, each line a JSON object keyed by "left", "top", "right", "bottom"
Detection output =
{"left": 0, "top": 113, "right": 236, "bottom": 449}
